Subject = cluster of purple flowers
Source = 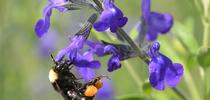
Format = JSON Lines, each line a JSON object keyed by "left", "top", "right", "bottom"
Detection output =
{"left": 35, "top": 0, "right": 183, "bottom": 97}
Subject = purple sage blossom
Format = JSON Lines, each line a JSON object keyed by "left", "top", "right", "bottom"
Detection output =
{"left": 93, "top": 0, "right": 128, "bottom": 32}
{"left": 55, "top": 24, "right": 101, "bottom": 70}
{"left": 35, "top": 0, "right": 67, "bottom": 38}
{"left": 86, "top": 41, "right": 122, "bottom": 72}
{"left": 76, "top": 51, "right": 100, "bottom": 82}
{"left": 55, "top": 33, "right": 87, "bottom": 62}
{"left": 141, "top": 0, "right": 173, "bottom": 41}
{"left": 148, "top": 42, "right": 183, "bottom": 90}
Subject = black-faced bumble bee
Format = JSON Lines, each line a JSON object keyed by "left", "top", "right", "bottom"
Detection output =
{"left": 48, "top": 54, "right": 104, "bottom": 100}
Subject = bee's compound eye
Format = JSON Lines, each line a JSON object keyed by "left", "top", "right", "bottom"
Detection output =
{"left": 95, "top": 81, "right": 103, "bottom": 89}
{"left": 84, "top": 85, "right": 98, "bottom": 97}
{"left": 48, "top": 69, "right": 58, "bottom": 82}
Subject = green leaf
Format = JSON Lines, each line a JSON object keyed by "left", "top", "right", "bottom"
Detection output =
{"left": 197, "top": 47, "right": 210, "bottom": 68}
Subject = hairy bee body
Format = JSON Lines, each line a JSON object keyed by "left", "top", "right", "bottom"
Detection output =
{"left": 48, "top": 57, "right": 103, "bottom": 100}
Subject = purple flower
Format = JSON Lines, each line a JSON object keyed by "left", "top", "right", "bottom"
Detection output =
{"left": 35, "top": 0, "right": 67, "bottom": 38}
{"left": 104, "top": 45, "right": 122, "bottom": 72}
{"left": 93, "top": 0, "right": 128, "bottom": 32}
{"left": 86, "top": 41, "right": 121, "bottom": 72}
{"left": 55, "top": 33, "right": 87, "bottom": 62}
{"left": 141, "top": 0, "right": 173, "bottom": 41}
{"left": 76, "top": 51, "right": 100, "bottom": 82}
{"left": 148, "top": 42, "right": 183, "bottom": 90}
{"left": 54, "top": 25, "right": 101, "bottom": 82}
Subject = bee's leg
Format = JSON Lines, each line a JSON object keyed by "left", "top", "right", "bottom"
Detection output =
{"left": 75, "top": 77, "right": 83, "bottom": 80}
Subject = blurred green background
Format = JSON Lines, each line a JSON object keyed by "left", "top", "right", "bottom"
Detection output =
{"left": 0, "top": 0, "right": 210, "bottom": 100}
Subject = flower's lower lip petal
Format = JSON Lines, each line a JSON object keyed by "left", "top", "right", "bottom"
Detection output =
{"left": 110, "top": 25, "right": 117, "bottom": 32}
{"left": 89, "top": 61, "right": 101, "bottom": 69}
{"left": 77, "top": 67, "right": 96, "bottom": 82}
{"left": 35, "top": 19, "right": 45, "bottom": 38}
{"left": 165, "top": 63, "right": 184, "bottom": 87}
{"left": 93, "top": 21, "right": 110, "bottom": 32}
{"left": 107, "top": 56, "right": 121, "bottom": 72}
{"left": 35, "top": 11, "right": 51, "bottom": 38}
{"left": 149, "top": 72, "right": 165, "bottom": 90}
{"left": 118, "top": 17, "right": 128, "bottom": 27}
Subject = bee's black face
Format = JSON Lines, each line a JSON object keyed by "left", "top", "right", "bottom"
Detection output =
{"left": 54, "top": 60, "right": 72, "bottom": 72}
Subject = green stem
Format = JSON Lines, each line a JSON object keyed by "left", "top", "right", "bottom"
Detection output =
{"left": 201, "top": 0, "right": 210, "bottom": 48}
{"left": 116, "top": 28, "right": 150, "bottom": 64}
{"left": 202, "top": 19, "right": 210, "bottom": 48}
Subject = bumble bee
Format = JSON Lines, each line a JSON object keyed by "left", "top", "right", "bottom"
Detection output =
{"left": 48, "top": 54, "right": 104, "bottom": 100}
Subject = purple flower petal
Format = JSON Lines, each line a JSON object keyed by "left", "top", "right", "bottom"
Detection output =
{"left": 107, "top": 56, "right": 121, "bottom": 72}
{"left": 93, "top": 21, "right": 110, "bottom": 32}
{"left": 110, "top": 24, "right": 118, "bottom": 32}
{"left": 141, "top": 0, "right": 173, "bottom": 41}
{"left": 112, "top": 6, "right": 124, "bottom": 18}
{"left": 104, "top": 45, "right": 118, "bottom": 55}
{"left": 165, "top": 63, "right": 184, "bottom": 87}
{"left": 68, "top": 49, "right": 78, "bottom": 61}
{"left": 73, "top": 51, "right": 101, "bottom": 69}
{"left": 142, "top": 0, "right": 151, "bottom": 21}
{"left": 149, "top": 72, "right": 165, "bottom": 90}
{"left": 77, "top": 67, "right": 96, "bottom": 82}
{"left": 118, "top": 17, "right": 128, "bottom": 27}
{"left": 87, "top": 61, "right": 101, "bottom": 69}
{"left": 93, "top": 0, "right": 127, "bottom": 32}
{"left": 149, "top": 58, "right": 167, "bottom": 91}
{"left": 145, "top": 29, "right": 158, "bottom": 41}
{"left": 55, "top": 47, "right": 70, "bottom": 61}
{"left": 35, "top": 19, "right": 46, "bottom": 38}
{"left": 148, "top": 12, "right": 173, "bottom": 34}
{"left": 35, "top": 0, "right": 67, "bottom": 38}
{"left": 86, "top": 41, "right": 105, "bottom": 57}
{"left": 148, "top": 42, "right": 184, "bottom": 91}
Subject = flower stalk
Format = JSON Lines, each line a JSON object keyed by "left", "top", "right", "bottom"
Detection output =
{"left": 116, "top": 28, "right": 150, "bottom": 64}
{"left": 202, "top": 0, "right": 210, "bottom": 48}
{"left": 202, "top": 19, "right": 210, "bottom": 48}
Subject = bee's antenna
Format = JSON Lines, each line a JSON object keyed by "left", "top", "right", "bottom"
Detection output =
{"left": 50, "top": 53, "right": 58, "bottom": 65}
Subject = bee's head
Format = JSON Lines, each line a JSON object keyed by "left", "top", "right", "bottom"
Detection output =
{"left": 50, "top": 54, "right": 72, "bottom": 71}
